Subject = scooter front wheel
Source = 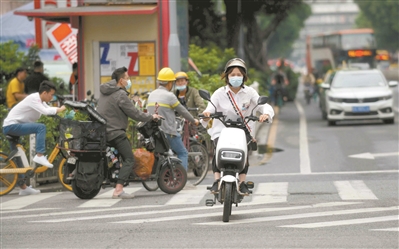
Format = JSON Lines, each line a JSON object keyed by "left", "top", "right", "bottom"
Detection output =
{"left": 223, "top": 182, "right": 233, "bottom": 222}
{"left": 157, "top": 162, "right": 187, "bottom": 194}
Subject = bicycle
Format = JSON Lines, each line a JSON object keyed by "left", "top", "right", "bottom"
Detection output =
{"left": 0, "top": 119, "right": 70, "bottom": 195}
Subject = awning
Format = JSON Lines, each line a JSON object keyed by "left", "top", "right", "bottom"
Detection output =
{"left": 14, "top": 5, "right": 158, "bottom": 23}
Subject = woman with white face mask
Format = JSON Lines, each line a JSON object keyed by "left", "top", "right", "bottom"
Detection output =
{"left": 201, "top": 58, "right": 274, "bottom": 195}
{"left": 174, "top": 71, "right": 206, "bottom": 116}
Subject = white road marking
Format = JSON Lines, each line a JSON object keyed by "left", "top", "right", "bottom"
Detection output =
{"left": 334, "top": 181, "right": 378, "bottom": 200}
{"left": 0, "top": 208, "right": 58, "bottom": 214}
{"left": 349, "top": 152, "right": 399, "bottom": 160}
{"left": 113, "top": 202, "right": 360, "bottom": 225}
{"left": 370, "top": 227, "right": 399, "bottom": 232}
{"left": 78, "top": 187, "right": 141, "bottom": 208}
{"left": 29, "top": 202, "right": 360, "bottom": 223}
{"left": 1, "top": 192, "right": 63, "bottom": 210}
{"left": 282, "top": 215, "right": 399, "bottom": 228}
{"left": 247, "top": 169, "right": 399, "bottom": 177}
{"left": 165, "top": 186, "right": 208, "bottom": 205}
{"left": 295, "top": 100, "right": 311, "bottom": 174}
{"left": 196, "top": 206, "right": 398, "bottom": 226}
{"left": 251, "top": 182, "right": 288, "bottom": 204}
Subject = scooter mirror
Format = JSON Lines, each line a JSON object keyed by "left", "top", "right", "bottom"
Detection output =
{"left": 87, "top": 90, "right": 92, "bottom": 96}
{"left": 257, "top": 96, "right": 268, "bottom": 105}
{"left": 199, "top": 89, "right": 211, "bottom": 101}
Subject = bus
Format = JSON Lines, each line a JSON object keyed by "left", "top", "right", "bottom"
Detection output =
{"left": 306, "top": 29, "right": 377, "bottom": 76}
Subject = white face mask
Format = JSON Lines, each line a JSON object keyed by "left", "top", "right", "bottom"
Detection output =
{"left": 229, "top": 76, "right": 243, "bottom": 87}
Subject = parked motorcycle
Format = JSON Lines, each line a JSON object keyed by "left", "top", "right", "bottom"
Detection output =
{"left": 198, "top": 90, "right": 269, "bottom": 222}
{"left": 61, "top": 102, "right": 187, "bottom": 199}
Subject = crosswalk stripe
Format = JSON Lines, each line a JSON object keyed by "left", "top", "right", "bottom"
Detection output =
{"left": 1, "top": 192, "right": 63, "bottom": 210}
{"left": 78, "top": 187, "right": 141, "bottom": 208}
{"left": 282, "top": 215, "right": 399, "bottom": 228}
{"left": 370, "top": 227, "right": 399, "bottom": 232}
{"left": 196, "top": 206, "right": 399, "bottom": 226}
{"left": 165, "top": 186, "right": 208, "bottom": 205}
{"left": 334, "top": 180, "right": 378, "bottom": 200}
{"left": 251, "top": 182, "right": 288, "bottom": 204}
{"left": 113, "top": 202, "right": 360, "bottom": 224}
{"left": 0, "top": 208, "right": 58, "bottom": 214}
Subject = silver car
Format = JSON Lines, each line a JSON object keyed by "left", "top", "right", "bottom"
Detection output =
{"left": 320, "top": 69, "right": 398, "bottom": 126}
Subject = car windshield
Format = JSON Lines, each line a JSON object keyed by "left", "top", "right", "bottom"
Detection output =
{"left": 332, "top": 73, "right": 386, "bottom": 88}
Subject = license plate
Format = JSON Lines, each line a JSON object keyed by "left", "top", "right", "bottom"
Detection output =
{"left": 67, "top": 157, "right": 77, "bottom": 164}
{"left": 352, "top": 106, "right": 370, "bottom": 113}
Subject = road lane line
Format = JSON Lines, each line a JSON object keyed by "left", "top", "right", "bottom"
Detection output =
{"left": 334, "top": 180, "right": 378, "bottom": 200}
{"left": 28, "top": 202, "right": 360, "bottom": 223}
{"left": 78, "top": 187, "right": 141, "bottom": 208}
{"left": 251, "top": 182, "right": 288, "bottom": 204}
{"left": 295, "top": 100, "right": 311, "bottom": 174}
{"left": 196, "top": 206, "right": 399, "bottom": 226}
{"left": 165, "top": 186, "right": 208, "bottom": 205}
{"left": 1, "top": 192, "right": 62, "bottom": 210}
{"left": 247, "top": 169, "right": 399, "bottom": 177}
{"left": 282, "top": 215, "right": 399, "bottom": 228}
{"left": 370, "top": 227, "right": 399, "bottom": 232}
{"left": 0, "top": 208, "right": 58, "bottom": 214}
{"left": 113, "top": 202, "right": 360, "bottom": 224}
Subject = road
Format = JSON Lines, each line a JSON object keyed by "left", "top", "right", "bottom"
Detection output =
{"left": 1, "top": 85, "right": 398, "bottom": 249}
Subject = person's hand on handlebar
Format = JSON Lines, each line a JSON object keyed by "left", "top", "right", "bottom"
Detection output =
{"left": 193, "top": 118, "right": 199, "bottom": 126}
{"left": 57, "top": 105, "right": 66, "bottom": 113}
{"left": 202, "top": 111, "right": 211, "bottom": 121}
{"left": 259, "top": 114, "right": 269, "bottom": 123}
{"left": 152, "top": 114, "right": 163, "bottom": 120}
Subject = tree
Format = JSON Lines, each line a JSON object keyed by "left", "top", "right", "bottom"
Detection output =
{"left": 354, "top": 0, "right": 399, "bottom": 51}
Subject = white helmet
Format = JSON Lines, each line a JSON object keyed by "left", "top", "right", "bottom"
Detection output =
{"left": 224, "top": 58, "right": 247, "bottom": 74}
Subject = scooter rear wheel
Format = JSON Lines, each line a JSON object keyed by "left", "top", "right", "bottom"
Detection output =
{"left": 71, "top": 180, "right": 101, "bottom": 199}
{"left": 157, "top": 162, "right": 186, "bottom": 194}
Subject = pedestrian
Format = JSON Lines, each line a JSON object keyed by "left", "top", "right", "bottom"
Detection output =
{"left": 174, "top": 71, "right": 206, "bottom": 116}
{"left": 69, "top": 62, "right": 78, "bottom": 96}
{"left": 24, "top": 61, "right": 49, "bottom": 94}
{"left": 96, "top": 66, "right": 162, "bottom": 199}
{"left": 2, "top": 81, "right": 66, "bottom": 195}
{"left": 201, "top": 58, "right": 274, "bottom": 195}
{"left": 147, "top": 68, "right": 199, "bottom": 175}
{"left": 6, "top": 67, "right": 28, "bottom": 108}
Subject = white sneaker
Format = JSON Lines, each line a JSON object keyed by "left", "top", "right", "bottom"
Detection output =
{"left": 19, "top": 186, "right": 41, "bottom": 196}
{"left": 33, "top": 155, "right": 53, "bottom": 168}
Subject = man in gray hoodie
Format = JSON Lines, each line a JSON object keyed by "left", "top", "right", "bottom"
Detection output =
{"left": 97, "top": 67, "right": 161, "bottom": 199}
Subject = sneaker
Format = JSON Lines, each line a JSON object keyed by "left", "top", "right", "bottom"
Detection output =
{"left": 33, "top": 155, "right": 53, "bottom": 168}
{"left": 19, "top": 186, "right": 40, "bottom": 196}
{"left": 239, "top": 181, "right": 250, "bottom": 196}
{"left": 183, "top": 181, "right": 197, "bottom": 190}
{"left": 210, "top": 179, "right": 220, "bottom": 194}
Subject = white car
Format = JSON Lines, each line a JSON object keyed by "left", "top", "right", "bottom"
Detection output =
{"left": 320, "top": 69, "right": 398, "bottom": 126}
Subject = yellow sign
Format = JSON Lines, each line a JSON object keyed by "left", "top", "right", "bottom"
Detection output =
{"left": 131, "top": 76, "right": 156, "bottom": 93}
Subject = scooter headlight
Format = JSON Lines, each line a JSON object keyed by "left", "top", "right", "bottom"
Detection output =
{"left": 221, "top": 151, "right": 242, "bottom": 161}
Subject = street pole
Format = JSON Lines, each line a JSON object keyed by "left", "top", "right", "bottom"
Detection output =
{"left": 168, "top": 0, "right": 181, "bottom": 72}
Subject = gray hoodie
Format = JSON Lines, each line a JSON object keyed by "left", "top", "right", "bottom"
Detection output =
{"left": 97, "top": 79, "right": 153, "bottom": 141}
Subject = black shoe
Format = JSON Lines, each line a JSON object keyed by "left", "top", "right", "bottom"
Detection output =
{"left": 210, "top": 179, "right": 220, "bottom": 194}
{"left": 239, "top": 181, "right": 250, "bottom": 196}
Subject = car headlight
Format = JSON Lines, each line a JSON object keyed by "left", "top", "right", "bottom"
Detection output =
{"left": 328, "top": 96, "right": 343, "bottom": 102}
{"left": 379, "top": 95, "right": 392, "bottom": 100}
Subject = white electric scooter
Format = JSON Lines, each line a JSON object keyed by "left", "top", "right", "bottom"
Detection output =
{"left": 198, "top": 90, "right": 269, "bottom": 222}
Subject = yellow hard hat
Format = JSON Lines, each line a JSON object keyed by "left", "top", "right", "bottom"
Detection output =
{"left": 157, "top": 67, "right": 176, "bottom": 81}
{"left": 175, "top": 72, "right": 188, "bottom": 80}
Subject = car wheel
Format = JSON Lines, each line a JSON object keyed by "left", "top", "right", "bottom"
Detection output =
{"left": 383, "top": 118, "right": 394, "bottom": 124}
{"left": 328, "top": 120, "right": 336, "bottom": 126}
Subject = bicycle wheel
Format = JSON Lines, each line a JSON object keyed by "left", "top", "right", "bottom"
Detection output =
{"left": 188, "top": 143, "right": 209, "bottom": 186}
{"left": 0, "top": 152, "right": 18, "bottom": 196}
{"left": 142, "top": 181, "right": 159, "bottom": 191}
{"left": 57, "top": 157, "right": 72, "bottom": 191}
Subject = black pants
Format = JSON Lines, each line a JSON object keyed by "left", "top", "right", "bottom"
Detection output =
{"left": 212, "top": 137, "right": 249, "bottom": 175}
{"left": 107, "top": 134, "right": 134, "bottom": 185}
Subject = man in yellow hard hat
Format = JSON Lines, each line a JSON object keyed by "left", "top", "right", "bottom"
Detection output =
{"left": 147, "top": 67, "right": 199, "bottom": 174}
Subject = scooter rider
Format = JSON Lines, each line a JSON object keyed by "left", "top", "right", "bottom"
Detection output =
{"left": 202, "top": 58, "right": 274, "bottom": 195}
{"left": 97, "top": 66, "right": 162, "bottom": 199}
{"left": 147, "top": 68, "right": 199, "bottom": 172}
